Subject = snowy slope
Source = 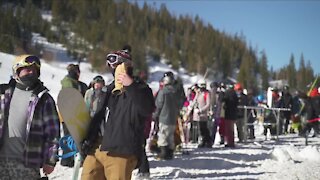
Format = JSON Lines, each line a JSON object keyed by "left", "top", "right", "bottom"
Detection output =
{"left": 1, "top": 52, "right": 320, "bottom": 180}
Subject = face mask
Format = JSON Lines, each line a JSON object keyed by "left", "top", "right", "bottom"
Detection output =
{"left": 94, "top": 89, "right": 102, "bottom": 95}
{"left": 19, "top": 74, "right": 39, "bottom": 88}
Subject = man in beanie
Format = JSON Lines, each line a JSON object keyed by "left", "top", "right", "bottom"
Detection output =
{"left": 0, "top": 55, "right": 60, "bottom": 179}
{"left": 60, "top": 63, "right": 88, "bottom": 167}
{"left": 81, "top": 49, "right": 155, "bottom": 180}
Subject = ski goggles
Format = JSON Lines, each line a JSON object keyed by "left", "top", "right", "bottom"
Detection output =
{"left": 17, "top": 55, "right": 41, "bottom": 68}
{"left": 106, "top": 54, "right": 120, "bottom": 65}
{"left": 106, "top": 53, "right": 131, "bottom": 68}
{"left": 13, "top": 55, "right": 41, "bottom": 73}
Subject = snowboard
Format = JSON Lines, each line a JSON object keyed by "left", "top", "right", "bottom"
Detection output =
{"left": 57, "top": 87, "right": 91, "bottom": 155}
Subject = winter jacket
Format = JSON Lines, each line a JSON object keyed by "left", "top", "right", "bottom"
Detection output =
{"left": 61, "top": 75, "right": 88, "bottom": 96}
{"left": 84, "top": 87, "right": 108, "bottom": 118}
{"left": 236, "top": 92, "right": 248, "bottom": 118}
{"left": 306, "top": 96, "right": 320, "bottom": 121}
{"left": 100, "top": 79, "right": 155, "bottom": 163}
{"left": 223, "top": 89, "right": 238, "bottom": 120}
{"left": 277, "top": 92, "right": 293, "bottom": 118}
{"left": 193, "top": 89, "right": 211, "bottom": 121}
{"left": 153, "top": 84, "right": 180, "bottom": 125}
{"left": 173, "top": 79, "right": 186, "bottom": 110}
{"left": 0, "top": 82, "right": 60, "bottom": 168}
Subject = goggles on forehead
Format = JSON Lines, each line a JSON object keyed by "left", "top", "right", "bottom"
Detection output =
{"left": 17, "top": 55, "right": 41, "bottom": 68}
{"left": 13, "top": 55, "right": 41, "bottom": 75}
{"left": 106, "top": 53, "right": 131, "bottom": 68}
{"left": 106, "top": 54, "right": 120, "bottom": 65}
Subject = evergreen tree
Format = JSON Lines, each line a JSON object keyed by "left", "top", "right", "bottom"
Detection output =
{"left": 259, "top": 50, "right": 269, "bottom": 90}
{"left": 287, "top": 54, "right": 297, "bottom": 89}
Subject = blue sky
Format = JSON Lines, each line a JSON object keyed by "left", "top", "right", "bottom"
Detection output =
{"left": 135, "top": 0, "right": 320, "bottom": 74}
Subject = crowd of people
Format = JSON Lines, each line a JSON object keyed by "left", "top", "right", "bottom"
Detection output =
{"left": 0, "top": 47, "right": 319, "bottom": 179}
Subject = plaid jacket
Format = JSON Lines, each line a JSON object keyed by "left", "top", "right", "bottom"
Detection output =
{"left": 0, "top": 83, "right": 60, "bottom": 168}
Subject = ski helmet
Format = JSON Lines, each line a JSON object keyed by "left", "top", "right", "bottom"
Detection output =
{"left": 12, "top": 55, "right": 41, "bottom": 78}
{"left": 309, "top": 88, "right": 319, "bottom": 97}
{"left": 198, "top": 79, "right": 206, "bottom": 88}
{"left": 163, "top": 71, "right": 175, "bottom": 79}
{"left": 162, "top": 75, "right": 174, "bottom": 85}
{"left": 257, "top": 94, "right": 264, "bottom": 102}
{"left": 234, "top": 83, "right": 242, "bottom": 91}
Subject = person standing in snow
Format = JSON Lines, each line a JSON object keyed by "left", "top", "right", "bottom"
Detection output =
{"left": 192, "top": 79, "right": 213, "bottom": 148}
{"left": 153, "top": 74, "right": 180, "bottom": 160}
{"left": 209, "top": 81, "right": 225, "bottom": 145}
{"left": 277, "top": 85, "right": 293, "bottom": 134}
{"left": 234, "top": 83, "right": 248, "bottom": 142}
{"left": 60, "top": 63, "right": 88, "bottom": 167}
{"left": 84, "top": 75, "right": 108, "bottom": 118}
{"left": 222, "top": 84, "right": 238, "bottom": 147}
{"left": 0, "top": 55, "right": 60, "bottom": 179}
{"left": 81, "top": 48, "right": 155, "bottom": 180}
{"left": 300, "top": 88, "right": 320, "bottom": 137}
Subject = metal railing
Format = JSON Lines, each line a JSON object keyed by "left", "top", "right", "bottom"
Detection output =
{"left": 238, "top": 106, "right": 291, "bottom": 142}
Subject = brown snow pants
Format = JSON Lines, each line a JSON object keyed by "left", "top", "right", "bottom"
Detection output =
{"left": 81, "top": 147, "right": 137, "bottom": 180}
{"left": 223, "top": 119, "right": 235, "bottom": 147}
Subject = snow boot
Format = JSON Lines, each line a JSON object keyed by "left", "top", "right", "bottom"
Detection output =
{"left": 165, "top": 148, "right": 174, "bottom": 160}
{"left": 156, "top": 146, "right": 168, "bottom": 160}
{"left": 219, "top": 136, "right": 225, "bottom": 145}
{"left": 197, "top": 141, "right": 206, "bottom": 148}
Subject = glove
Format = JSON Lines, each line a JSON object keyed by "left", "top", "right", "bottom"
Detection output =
{"left": 81, "top": 139, "right": 93, "bottom": 158}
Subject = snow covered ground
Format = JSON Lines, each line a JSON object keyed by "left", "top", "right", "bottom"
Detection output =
{"left": 48, "top": 134, "right": 320, "bottom": 180}
{"left": 1, "top": 52, "right": 320, "bottom": 180}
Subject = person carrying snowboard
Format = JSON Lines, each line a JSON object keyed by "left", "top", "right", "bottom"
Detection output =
{"left": 0, "top": 55, "right": 60, "bottom": 179}
{"left": 60, "top": 63, "right": 88, "bottom": 167}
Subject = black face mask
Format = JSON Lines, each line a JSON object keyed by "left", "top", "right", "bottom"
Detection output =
{"left": 19, "top": 74, "right": 39, "bottom": 88}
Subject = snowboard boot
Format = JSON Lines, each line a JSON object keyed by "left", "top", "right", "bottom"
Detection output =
{"left": 197, "top": 141, "right": 206, "bottom": 148}
{"left": 219, "top": 136, "right": 225, "bottom": 145}
{"left": 165, "top": 148, "right": 174, "bottom": 160}
{"left": 156, "top": 146, "right": 168, "bottom": 160}
{"left": 205, "top": 141, "right": 213, "bottom": 148}
{"left": 150, "top": 144, "right": 160, "bottom": 154}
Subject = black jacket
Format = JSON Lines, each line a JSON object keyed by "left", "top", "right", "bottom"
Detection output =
{"left": 100, "top": 79, "right": 155, "bottom": 160}
{"left": 223, "top": 89, "right": 239, "bottom": 120}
